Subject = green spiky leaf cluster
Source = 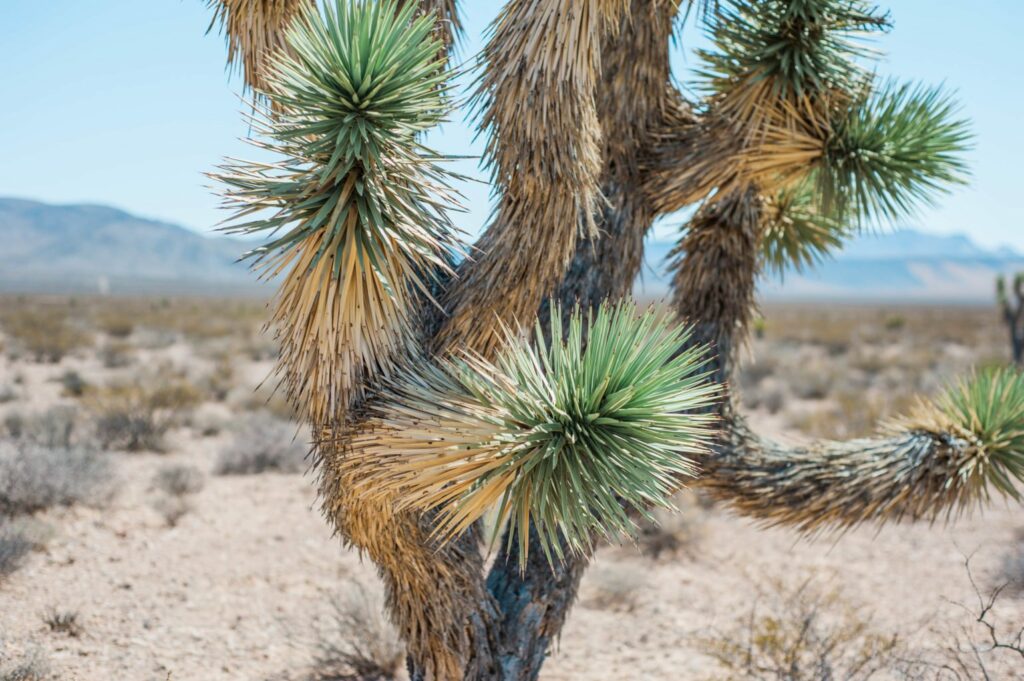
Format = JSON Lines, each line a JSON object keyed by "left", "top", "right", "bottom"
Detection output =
{"left": 761, "top": 178, "right": 849, "bottom": 275}
{"left": 933, "top": 367, "right": 1024, "bottom": 499}
{"left": 698, "top": 0, "right": 889, "bottom": 100}
{"left": 816, "top": 80, "right": 972, "bottom": 225}
{"left": 215, "top": 0, "right": 459, "bottom": 267}
{"left": 211, "top": 0, "right": 464, "bottom": 426}
{"left": 349, "top": 302, "right": 720, "bottom": 567}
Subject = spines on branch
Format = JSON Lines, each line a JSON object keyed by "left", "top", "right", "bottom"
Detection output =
{"left": 703, "top": 368, "right": 1024, "bottom": 531}
{"left": 212, "top": 0, "right": 463, "bottom": 427}
{"left": 436, "top": 0, "right": 628, "bottom": 358}
{"left": 206, "top": 0, "right": 316, "bottom": 97}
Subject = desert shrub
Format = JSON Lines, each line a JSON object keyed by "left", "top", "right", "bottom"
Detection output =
{"left": 309, "top": 581, "right": 405, "bottom": 681}
{"left": 98, "top": 341, "right": 134, "bottom": 369}
{"left": 152, "top": 464, "right": 205, "bottom": 497}
{"left": 0, "top": 649, "right": 50, "bottom": 681}
{"left": 1, "top": 414, "right": 22, "bottom": 439}
{"left": 0, "top": 517, "right": 54, "bottom": 551}
{"left": 0, "top": 494, "right": 55, "bottom": 581}
{"left": 738, "top": 357, "right": 778, "bottom": 391}
{"left": 151, "top": 495, "right": 192, "bottom": 527}
{"left": 15, "top": 407, "right": 77, "bottom": 449}
{"left": 789, "top": 364, "right": 833, "bottom": 400}
{"left": 0, "top": 440, "right": 114, "bottom": 516}
{"left": 242, "top": 334, "right": 277, "bottom": 361}
{"left": 0, "top": 307, "right": 91, "bottom": 362}
{"left": 0, "top": 385, "right": 15, "bottom": 404}
{"left": 190, "top": 404, "right": 230, "bottom": 437}
{"left": 892, "top": 556, "right": 1024, "bottom": 680}
{"left": 634, "top": 491, "right": 708, "bottom": 561}
{"left": 698, "top": 577, "right": 904, "bottom": 681}
{"left": 741, "top": 378, "right": 786, "bottom": 414}
{"left": 883, "top": 314, "right": 906, "bottom": 332}
{"left": 1001, "top": 528, "right": 1024, "bottom": 594}
{"left": 236, "top": 384, "right": 297, "bottom": 421}
{"left": 89, "top": 372, "right": 202, "bottom": 452}
{"left": 0, "top": 530, "right": 31, "bottom": 579}
{"left": 199, "top": 358, "right": 235, "bottom": 402}
{"left": 791, "top": 390, "right": 918, "bottom": 440}
{"left": 95, "top": 310, "right": 134, "bottom": 339}
{"left": 58, "top": 370, "right": 88, "bottom": 398}
{"left": 216, "top": 415, "right": 306, "bottom": 475}
{"left": 582, "top": 562, "right": 644, "bottom": 612}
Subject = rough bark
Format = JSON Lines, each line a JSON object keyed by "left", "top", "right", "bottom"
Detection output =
{"left": 699, "top": 415, "right": 990, "bottom": 531}
{"left": 474, "top": 6, "right": 684, "bottom": 679}
{"left": 1000, "top": 277, "right": 1024, "bottom": 366}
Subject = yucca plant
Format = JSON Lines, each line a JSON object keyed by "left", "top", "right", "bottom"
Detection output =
{"left": 997, "top": 272, "right": 1024, "bottom": 365}
{"left": 203, "top": 0, "right": 1024, "bottom": 679}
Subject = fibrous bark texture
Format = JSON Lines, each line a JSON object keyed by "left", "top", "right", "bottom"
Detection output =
{"left": 206, "top": 1, "right": 1005, "bottom": 680}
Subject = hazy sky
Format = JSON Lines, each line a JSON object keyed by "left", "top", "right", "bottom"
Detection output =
{"left": 1, "top": 1, "right": 1021, "bottom": 248}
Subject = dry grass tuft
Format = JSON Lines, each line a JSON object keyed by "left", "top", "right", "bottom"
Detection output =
{"left": 0, "top": 530, "right": 32, "bottom": 580}
{"left": 42, "top": 609, "right": 82, "bottom": 638}
{"left": 0, "top": 306, "right": 91, "bottom": 363}
{"left": 58, "top": 371, "right": 88, "bottom": 398}
{"left": 151, "top": 496, "right": 193, "bottom": 528}
{"left": 0, "top": 649, "right": 50, "bottom": 681}
{"left": 8, "top": 407, "right": 78, "bottom": 449}
{"left": 89, "top": 371, "right": 202, "bottom": 452}
{"left": 152, "top": 464, "right": 205, "bottom": 497}
{"left": 1001, "top": 528, "right": 1024, "bottom": 595}
{"left": 698, "top": 576, "right": 905, "bottom": 680}
{"left": 216, "top": 415, "right": 306, "bottom": 475}
{"left": 0, "top": 517, "right": 53, "bottom": 580}
{"left": 307, "top": 581, "right": 405, "bottom": 681}
{"left": 0, "top": 440, "right": 114, "bottom": 517}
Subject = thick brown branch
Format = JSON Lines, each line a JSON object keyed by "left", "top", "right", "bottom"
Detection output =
{"left": 437, "top": 0, "right": 620, "bottom": 357}
{"left": 398, "top": 0, "right": 462, "bottom": 54}
{"left": 669, "top": 188, "right": 763, "bottom": 387}
{"left": 481, "top": 6, "right": 682, "bottom": 679}
{"left": 699, "top": 416, "right": 995, "bottom": 532}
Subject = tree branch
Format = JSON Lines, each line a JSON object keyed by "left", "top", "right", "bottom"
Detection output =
{"left": 698, "top": 414, "right": 1006, "bottom": 532}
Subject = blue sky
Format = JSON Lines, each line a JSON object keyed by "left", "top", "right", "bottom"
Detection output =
{"left": 1, "top": 1, "right": 1021, "bottom": 249}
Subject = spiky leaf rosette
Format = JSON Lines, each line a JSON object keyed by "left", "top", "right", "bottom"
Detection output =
{"left": 651, "top": 0, "right": 892, "bottom": 207}
{"left": 815, "top": 80, "right": 972, "bottom": 225}
{"left": 213, "top": 0, "right": 462, "bottom": 427}
{"left": 699, "top": 0, "right": 888, "bottom": 171}
{"left": 346, "top": 302, "right": 720, "bottom": 566}
{"left": 760, "top": 178, "right": 849, "bottom": 275}
{"left": 898, "top": 367, "right": 1024, "bottom": 502}
{"left": 699, "top": 0, "right": 889, "bottom": 105}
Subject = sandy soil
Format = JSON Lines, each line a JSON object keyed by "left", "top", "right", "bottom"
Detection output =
{"left": 1, "top": 302, "right": 1022, "bottom": 680}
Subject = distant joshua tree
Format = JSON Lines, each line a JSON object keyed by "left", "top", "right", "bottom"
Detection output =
{"left": 998, "top": 273, "right": 1024, "bottom": 365}
{"left": 203, "top": 1, "right": 1024, "bottom": 679}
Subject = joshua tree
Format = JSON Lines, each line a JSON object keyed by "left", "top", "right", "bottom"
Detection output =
{"left": 204, "top": 1, "right": 1024, "bottom": 678}
{"left": 998, "top": 273, "right": 1024, "bottom": 365}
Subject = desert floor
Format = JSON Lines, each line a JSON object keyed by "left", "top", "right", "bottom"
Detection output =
{"left": 0, "top": 297, "right": 1021, "bottom": 680}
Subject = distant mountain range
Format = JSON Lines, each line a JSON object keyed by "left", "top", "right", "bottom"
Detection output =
{"left": 638, "top": 229, "right": 1024, "bottom": 303}
{"left": 0, "top": 198, "right": 258, "bottom": 295}
{"left": 1, "top": 197, "right": 1021, "bottom": 302}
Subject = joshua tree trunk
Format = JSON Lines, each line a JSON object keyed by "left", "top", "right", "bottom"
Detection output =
{"left": 203, "top": 1, "right": 1023, "bottom": 679}
{"left": 998, "top": 273, "right": 1024, "bottom": 365}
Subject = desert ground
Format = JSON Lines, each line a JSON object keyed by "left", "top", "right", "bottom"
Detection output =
{"left": 0, "top": 296, "right": 1021, "bottom": 680}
